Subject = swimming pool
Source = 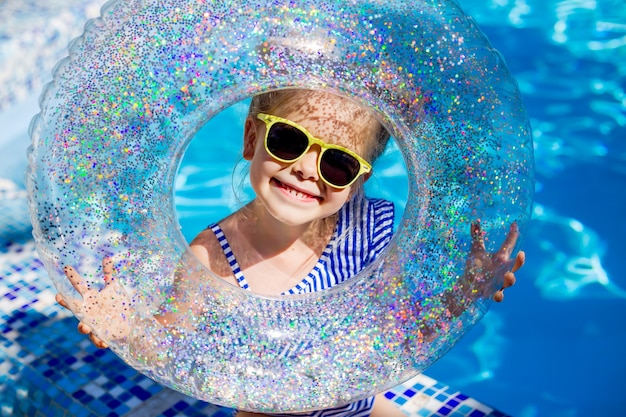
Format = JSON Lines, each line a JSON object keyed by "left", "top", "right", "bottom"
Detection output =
{"left": 2, "top": 0, "right": 625, "bottom": 416}
{"left": 428, "top": 2, "right": 626, "bottom": 416}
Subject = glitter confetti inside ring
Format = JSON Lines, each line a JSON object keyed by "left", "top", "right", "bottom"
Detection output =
{"left": 27, "top": 0, "right": 534, "bottom": 412}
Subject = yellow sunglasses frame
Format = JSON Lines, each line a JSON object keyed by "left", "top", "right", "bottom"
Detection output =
{"left": 256, "top": 113, "right": 372, "bottom": 189}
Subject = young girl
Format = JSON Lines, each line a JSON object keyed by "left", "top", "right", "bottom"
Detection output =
{"left": 58, "top": 89, "right": 524, "bottom": 417}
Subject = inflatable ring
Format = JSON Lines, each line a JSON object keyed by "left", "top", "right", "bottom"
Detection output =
{"left": 27, "top": 0, "right": 534, "bottom": 412}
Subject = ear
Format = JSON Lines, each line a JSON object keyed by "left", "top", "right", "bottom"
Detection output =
{"left": 243, "top": 117, "right": 258, "bottom": 160}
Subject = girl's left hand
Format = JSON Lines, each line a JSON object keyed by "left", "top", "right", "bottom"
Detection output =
{"left": 464, "top": 222, "right": 525, "bottom": 302}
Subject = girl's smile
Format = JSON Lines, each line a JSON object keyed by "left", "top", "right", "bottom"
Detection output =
{"left": 271, "top": 178, "right": 322, "bottom": 203}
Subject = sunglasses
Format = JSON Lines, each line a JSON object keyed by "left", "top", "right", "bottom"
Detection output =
{"left": 256, "top": 113, "right": 372, "bottom": 189}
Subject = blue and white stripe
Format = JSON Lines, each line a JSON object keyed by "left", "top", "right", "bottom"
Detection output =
{"left": 210, "top": 223, "right": 250, "bottom": 290}
{"left": 268, "top": 396, "right": 376, "bottom": 417}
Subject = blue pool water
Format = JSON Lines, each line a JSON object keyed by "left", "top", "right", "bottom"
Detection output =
{"left": 1, "top": 0, "right": 625, "bottom": 416}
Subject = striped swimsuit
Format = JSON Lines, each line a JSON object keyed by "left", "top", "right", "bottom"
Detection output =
{"left": 210, "top": 192, "right": 395, "bottom": 417}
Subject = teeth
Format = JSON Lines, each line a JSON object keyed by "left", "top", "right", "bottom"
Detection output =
{"left": 287, "top": 187, "right": 308, "bottom": 199}
{"left": 282, "top": 182, "right": 311, "bottom": 199}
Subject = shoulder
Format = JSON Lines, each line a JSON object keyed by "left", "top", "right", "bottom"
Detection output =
{"left": 347, "top": 191, "right": 393, "bottom": 211}
{"left": 189, "top": 220, "right": 245, "bottom": 280}
{"left": 189, "top": 213, "right": 236, "bottom": 265}
{"left": 366, "top": 196, "right": 395, "bottom": 220}
{"left": 366, "top": 197, "right": 394, "bottom": 244}
{"left": 189, "top": 225, "right": 230, "bottom": 273}
{"left": 336, "top": 192, "right": 395, "bottom": 246}
{"left": 352, "top": 193, "right": 395, "bottom": 259}
{"left": 189, "top": 228, "right": 216, "bottom": 268}
{"left": 345, "top": 192, "right": 395, "bottom": 226}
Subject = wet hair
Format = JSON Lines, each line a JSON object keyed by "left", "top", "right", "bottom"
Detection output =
{"left": 248, "top": 89, "right": 391, "bottom": 163}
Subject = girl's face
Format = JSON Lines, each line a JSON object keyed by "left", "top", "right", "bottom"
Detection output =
{"left": 244, "top": 91, "right": 378, "bottom": 228}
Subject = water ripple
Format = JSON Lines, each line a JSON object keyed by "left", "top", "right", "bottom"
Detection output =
{"left": 529, "top": 203, "right": 626, "bottom": 300}
{"left": 460, "top": 0, "right": 626, "bottom": 66}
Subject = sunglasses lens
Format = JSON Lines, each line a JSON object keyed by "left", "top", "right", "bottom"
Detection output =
{"left": 320, "top": 149, "right": 361, "bottom": 187}
{"left": 266, "top": 123, "right": 309, "bottom": 161}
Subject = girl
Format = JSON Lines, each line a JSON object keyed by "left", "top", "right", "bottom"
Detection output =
{"left": 58, "top": 89, "right": 524, "bottom": 417}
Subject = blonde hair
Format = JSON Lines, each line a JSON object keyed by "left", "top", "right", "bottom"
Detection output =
{"left": 248, "top": 89, "right": 390, "bottom": 163}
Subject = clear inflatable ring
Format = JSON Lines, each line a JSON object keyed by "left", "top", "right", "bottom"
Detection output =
{"left": 27, "top": 0, "right": 534, "bottom": 412}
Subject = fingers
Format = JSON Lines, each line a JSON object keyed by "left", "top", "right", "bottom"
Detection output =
{"left": 470, "top": 221, "right": 486, "bottom": 252}
{"left": 468, "top": 223, "right": 523, "bottom": 304}
{"left": 64, "top": 256, "right": 115, "bottom": 293}
{"left": 497, "top": 222, "right": 520, "bottom": 259}
{"left": 77, "top": 321, "right": 92, "bottom": 335}
{"left": 64, "top": 266, "right": 89, "bottom": 295}
{"left": 55, "top": 290, "right": 83, "bottom": 313}
{"left": 90, "top": 333, "right": 109, "bottom": 349}
{"left": 77, "top": 322, "right": 109, "bottom": 349}
{"left": 503, "top": 271, "right": 516, "bottom": 289}
{"left": 493, "top": 271, "right": 517, "bottom": 303}
{"left": 102, "top": 257, "right": 114, "bottom": 284}
{"left": 511, "top": 251, "right": 525, "bottom": 273}
{"left": 62, "top": 258, "right": 116, "bottom": 351}
{"left": 55, "top": 293, "right": 70, "bottom": 310}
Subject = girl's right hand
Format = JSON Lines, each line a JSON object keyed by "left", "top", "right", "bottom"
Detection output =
{"left": 55, "top": 257, "right": 131, "bottom": 349}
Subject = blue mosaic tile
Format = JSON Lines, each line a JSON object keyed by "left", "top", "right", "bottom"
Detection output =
{"left": 384, "top": 391, "right": 396, "bottom": 399}
{"left": 447, "top": 398, "right": 460, "bottom": 408}
{"left": 436, "top": 392, "right": 450, "bottom": 402}
{"left": 395, "top": 396, "right": 408, "bottom": 405}
{"left": 404, "top": 388, "right": 417, "bottom": 397}
{"left": 438, "top": 405, "right": 453, "bottom": 416}
{"left": 417, "top": 408, "right": 431, "bottom": 417}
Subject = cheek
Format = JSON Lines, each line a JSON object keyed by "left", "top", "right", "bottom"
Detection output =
{"left": 247, "top": 150, "right": 266, "bottom": 186}
{"left": 248, "top": 158, "right": 268, "bottom": 186}
{"left": 326, "top": 187, "right": 352, "bottom": 207}
{"left": 249, "top": 151, "right": 282, "bottom": 183}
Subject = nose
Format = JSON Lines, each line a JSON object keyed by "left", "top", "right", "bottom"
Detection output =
{"left": 291, "top": 146, "right": 320, "bottom": 182}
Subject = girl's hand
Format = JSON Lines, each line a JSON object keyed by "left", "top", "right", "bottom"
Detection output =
{"left": 55, "top": 257, "right": 131, "bottom": 349}
{"left": 464, "top": 222, "right": 525, "bottom": 302}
